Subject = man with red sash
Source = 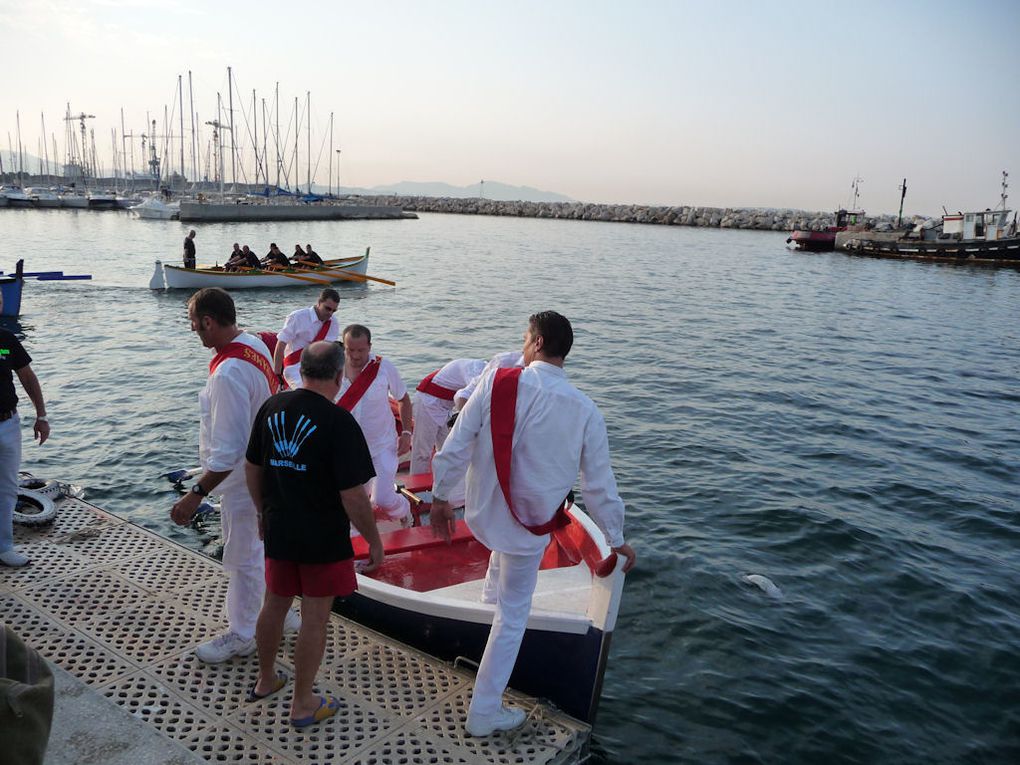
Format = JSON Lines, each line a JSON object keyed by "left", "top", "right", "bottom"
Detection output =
{"left": 272, "top": 289, "right": 340, "bottom": 390}
{"left": 171, "top": 288, "right": 292, "bottom": 663}
{"left": 430, "top": 311, "right": 637, "bottom": 737}
{"left": 336, "top": 324, "right": 412, "bottom": 523}
{"left": 409, "top": 358, "right": 485, "bottom": 477}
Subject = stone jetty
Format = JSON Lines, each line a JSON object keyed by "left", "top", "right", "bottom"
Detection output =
{"left": 348, "top": 194, "right": 911, "bottom": 233}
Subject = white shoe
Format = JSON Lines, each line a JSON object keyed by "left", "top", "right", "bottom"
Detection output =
{"left": 195, "top": 631, "right": 256, "bottom": 663}
{"left": 465, "top": 706, "right": 526, "bottom": 736}
{"left": 283, "top": 609, "right": 301, "bottom": 634}
{"left": 0, "top": 548, "right": 29, "bottom": 567}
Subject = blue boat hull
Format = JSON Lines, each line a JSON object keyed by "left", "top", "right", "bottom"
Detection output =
{"left": 0, "top": 276, "right": 23, "bottom": 317}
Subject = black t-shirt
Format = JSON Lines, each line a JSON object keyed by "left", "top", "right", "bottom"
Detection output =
{"left": 184, "top": 237, "right": 196, "bottom": 257}
{"left": 305, "top": 250, "right": 324, "bottom": 265}
{"left": 246, "top": 388, "right": 376, "bottom": 563}
{"left": 0, "top": 329, "right": 31, "bottom": 413}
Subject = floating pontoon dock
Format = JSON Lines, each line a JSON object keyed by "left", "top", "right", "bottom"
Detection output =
{"left": 1, "top": 497, "right": 590, "bottom": 764}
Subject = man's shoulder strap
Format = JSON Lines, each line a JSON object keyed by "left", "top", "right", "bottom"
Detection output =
{"left": 336, "top": 356, "right": 382, "bottom": 412}
{"left": 210, "top": 341, "right": 279, "bottom": 395}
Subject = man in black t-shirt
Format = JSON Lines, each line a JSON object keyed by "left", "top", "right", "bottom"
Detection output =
{"left": 0, "top": 325, "right": 50, "bottom": 568}
{"left": 245, "top": 341, "right": 383, "bottom": 729}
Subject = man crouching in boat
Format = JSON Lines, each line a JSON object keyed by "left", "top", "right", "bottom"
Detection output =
{"left": 245, "top": 341, "right": 383, "bottom": 729}
{"left": 272, "top": 289, "right": 341, "bottom": 391}
{"left": 430, "top": 311, "right": 637, "bottom": 736}
{"left": 336, "top": 324, "right": 412, "bottom": 524}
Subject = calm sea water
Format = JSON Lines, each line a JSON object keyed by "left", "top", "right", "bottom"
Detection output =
{"left": 1, "top": 208, "right": 1018, "bottom": 763}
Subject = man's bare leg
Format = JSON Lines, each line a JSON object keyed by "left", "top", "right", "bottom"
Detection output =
{"left": 290, "top": 594, "right": 333, "bottom": 719}
{"left": 254, "top": 591, "right": 292, "bottom": 695}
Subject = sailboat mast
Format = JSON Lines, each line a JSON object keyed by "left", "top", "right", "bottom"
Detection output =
{"left": 329, "top": 111, "right": 333, "bottom": 197}
{"left": 275, "top": 82, "right": 280, "bottom": 189}
{"left": 16, "top": 111, "right": 23, "bottom": 180}
{"left": 252, "top": 89, "right": 258, "bottom": 186}
{"left": 227, "top": 66, "right": 236, "bottom": 190}
{"left": 262, "top": 98, "right": 268, "bottom": 190}
{"left": 179, "top": 75, "right": 185, "bottom": 182}
{"left": 307, "top": 91, "right": 311, "bottom": 192}
{"left": 41, "top": 113, "right": 49, "bottom": 180}
{"left": 189, "top": 70, "right": 197, "bottom": 187}
{"left": 294, "top": 96, "right": 299, "bottom": 192}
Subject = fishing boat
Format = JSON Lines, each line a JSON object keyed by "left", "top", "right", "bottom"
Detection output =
{"left": 149, "top": 250, "right": 376, "bottom": 290}
{"left": 788, "top": 177, "right": 866, "bottom": 251}
{"left": 334, "top": 475, "right": 627, "bottom": 725}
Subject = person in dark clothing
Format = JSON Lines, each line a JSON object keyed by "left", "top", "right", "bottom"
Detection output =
{"left": 245, "top": 341, "right": 383, "bottom": 729}
{"left": 294, "top": 243, "right": 324, "bottom": 268}
{"left": 242, "top": 246, "right": 260, "bottom": 269}
{"left": 224, "top": 243, "right": 245, "bottom": 271}
{"left": 261, "top": 243, "right": 290, "bottom": 270}
{"left": 183, "top": 230, "right": 197, "bottom": 269}
{"left": 0, "top": 316, "right": 50, "bottom": 568}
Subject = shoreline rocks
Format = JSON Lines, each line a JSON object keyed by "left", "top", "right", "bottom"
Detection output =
{"left": 347, "top": 195, "right": 914, "bottom": 233}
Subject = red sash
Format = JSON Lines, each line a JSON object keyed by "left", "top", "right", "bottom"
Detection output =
{"left": 283, "top": 319, "right": 332, "bottom": 368}
{"left": 209, "top": 341, "right": 279, "bottom": 395}
{"left": 416, "top": 369, "right": 458, "bottom": 401}
{"left": 491, "top": 367, "right": 569, "bottom": 536}
{"left": 337, "top": 357, "right": 382, "bottom": 411}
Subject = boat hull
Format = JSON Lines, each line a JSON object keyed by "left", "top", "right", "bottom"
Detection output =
{"left": 844, "top": 235, "right": 1020, "bottom": 266}
{"left": 789, "top": 230, "right": 837, "bottom": 251}
{"left": 333, "top": 590, "right": 612, "bottom": 724}
{"left": 155, "top": 254, "right": 370, "bottom": 289}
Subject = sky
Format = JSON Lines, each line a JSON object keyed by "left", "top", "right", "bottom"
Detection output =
{"left": 1, "top": 0, "right": 1018, "bottom": 215}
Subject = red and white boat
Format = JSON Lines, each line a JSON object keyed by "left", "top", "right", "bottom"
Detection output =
{"left": 337, "top": 472, "right": 628, "bottom": 724}
{"left": 788, "top": 207, "right": 866, "bottom": 251}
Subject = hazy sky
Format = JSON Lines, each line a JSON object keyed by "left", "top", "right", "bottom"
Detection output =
{"left": 1, "top": 0, "right": 1018, "bottom": 214}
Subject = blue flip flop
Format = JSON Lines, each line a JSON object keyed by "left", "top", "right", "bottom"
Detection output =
{"left": 291, "top": 694, "right": 340, "bottom": 729}
{"left": 245, "top": 672, "right": 288, "bottom": 702}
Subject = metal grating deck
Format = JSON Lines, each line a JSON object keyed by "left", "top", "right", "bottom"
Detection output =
{"left": 1, "top": 498, "right": 590, "bottom": 764}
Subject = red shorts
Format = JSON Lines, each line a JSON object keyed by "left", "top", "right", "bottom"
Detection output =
{"left": 265, "top": 557, "right": 358, "bottom": 598}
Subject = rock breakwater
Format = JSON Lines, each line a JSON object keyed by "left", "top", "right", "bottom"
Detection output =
{"left": 350, "top": 194, "right": 910, "bottom": 232}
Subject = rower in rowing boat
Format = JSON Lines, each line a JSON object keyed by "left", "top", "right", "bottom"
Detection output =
{"left": 272, "top": 289, "right": 341, "bottom": 390}
{"left": 261, "top": 243, "right": 290, "bottom": 270}
{"left": 293, "top": 243, "right": 324, "bottom": 268}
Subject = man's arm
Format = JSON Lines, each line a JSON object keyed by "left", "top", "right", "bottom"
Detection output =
{"left": 15, "top": 364, "right": 49, "bottom": 445}
{"left": 341, "top": 485, "right": 384, "bottom": 572}
{"left": 244, "top": 460, "right": 265, "bottom": 539}
{"left": 397, "top": 393, "right": 412, "bottom": 454}
{"left": 579, "top": 408, "right": 636, "bottom": 573}
{"left": 272, "top": 340, "right": 286, "bottom": 377}
{"left": 170, "top": 467, "right": 233, "bottom": 526}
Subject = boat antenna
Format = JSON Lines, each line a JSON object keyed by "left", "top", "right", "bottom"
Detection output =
{"left": 848, "top": 175, "right": 863, "bottom": 211}
{"left": 999, "top": 170, "right": 1009, "bottom": 211}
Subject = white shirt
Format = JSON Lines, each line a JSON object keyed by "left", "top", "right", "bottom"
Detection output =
{"left": 337, "top": 353, "right": 408, "bottom": 453}
{"left": 277, "top": 306, "right": 340, "bottom": 387}
{"left": 417, "top": 358, "right": 486, "bottom": 426}
{"left": 457, "top": 351, "right": 523, "bottom": 404}
{"left": 432, "top": 360, "right": 626, "bottom": 555}
{"left": 199, "top": 332, "right": 274, "bottom": 494}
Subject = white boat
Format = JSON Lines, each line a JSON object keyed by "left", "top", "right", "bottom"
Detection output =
{"left": 335, "top": 479, "right": 627, "bottom": 724}
{"left": 59, "top": 192, "right": 89, "bottom": 209}
{"left": 25, "top": 187, "right": 62, "bottom": 209}
{"left": 0, "top": 186, "right": 33, "bottom": 208}
{"left": 87, "top": 191, "right": 119, "bottom": 210}
{"left": 149, "top": 250, "right": 372, "bottom": 289}
{"left": 129, "top": 196, "right": 180, "bottom": 220}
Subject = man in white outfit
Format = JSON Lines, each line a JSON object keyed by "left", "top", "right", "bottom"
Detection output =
{"left": 272, "top": 289, "right": 340, "bottom": 390}
{"left": 171, "top": 288, "right": 291, "bottom": 663}
{"left": 431, "top": 311, "right": 636, "bottom": 737}
{"left": 409, "top": 358, "right": 485, "bottom": 476}
{"left": 336, "top": 324, "right": 412, "bottom": 522}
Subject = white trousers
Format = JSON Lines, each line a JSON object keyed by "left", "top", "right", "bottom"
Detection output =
{"left": 409, "top": 398, "right": 450, "bottom": 475}
{"left": 0, "top": 415, "right": 22, "bottom": 554}
{"left": 469, "top": 549, "right": 544, "bottom": 718}
{"left": 220, "top": 490, "right": 265, "bottom": 640}
{"left": 367, "top": 445, "right": 409, "bottom": 521}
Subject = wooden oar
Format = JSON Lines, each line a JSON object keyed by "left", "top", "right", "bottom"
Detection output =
{"left": 276, "top": 270, "right": 335, "bottom": 285}
{"left": 315, "top": 267, "right": 396, "bottom": 287}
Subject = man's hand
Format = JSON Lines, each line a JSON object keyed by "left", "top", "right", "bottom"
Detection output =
{"left": 34, "top": 418, "right": 50, "bottom": 445}
{"left": 398, "top": 430, "right": 412, "bottom": 455}
{"left": 170, "top": 492, "right": 202, "bottom": 526}
{"left": 611, "top": 543, "right": 637, "bottom": 573}
{"left": 430, "top": 499, "right": 457, "bottom": 543}
{"left": 361, "top": 539, "right": 385, "bottom": 574}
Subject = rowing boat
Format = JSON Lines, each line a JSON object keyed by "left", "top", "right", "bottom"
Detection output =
{"left": 148, "top": 250, "right": 371, "bottom": 290}
{"left": 334, "top": 474, "right": 627, "bottom": 725}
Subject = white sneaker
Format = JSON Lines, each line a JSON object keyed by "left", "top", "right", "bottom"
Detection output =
{"left": 0, "top": 549, "right": 29, "bottom": 567}
{"left": 465, "top": 706, "right": 527, "bottom": 736}
{"left": 194, "top": 631, "right": 256, "bottom": 663}
{"left": 283, "top": 609, "right": 301, "bottom": 634}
